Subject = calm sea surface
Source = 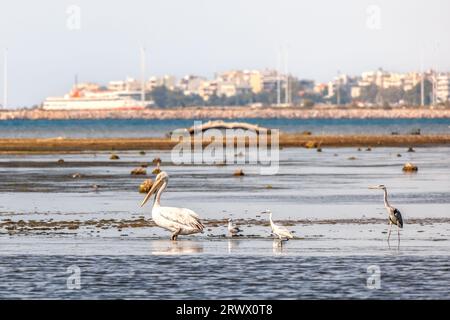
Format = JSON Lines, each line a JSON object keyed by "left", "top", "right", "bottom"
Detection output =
{"left": 0, "top": 118, "right": 449, "bottom": 138}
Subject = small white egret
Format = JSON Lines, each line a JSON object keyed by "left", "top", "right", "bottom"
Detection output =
{"left": 141, "top": 171, "right": 204, "bottom": 240}
{"left": 262, "top": 210, "right": 294, "bottom": 243}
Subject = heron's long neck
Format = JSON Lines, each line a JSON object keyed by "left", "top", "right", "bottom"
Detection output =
{"left": 153, "top": 181, "right": 167, "bottom": 208}
{"left": 383, "top": 189, "right": 390, "bottom": 208}
{"left": 269, "top": 212, "right": 274, "bottom": 228}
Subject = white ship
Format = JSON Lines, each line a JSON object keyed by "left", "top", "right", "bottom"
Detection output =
{"left": 42, "top": 85, "right": 153, "bottom": 110}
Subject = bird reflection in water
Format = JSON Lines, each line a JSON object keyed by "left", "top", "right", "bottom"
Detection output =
{"left": 227, "top": 239, "right": 241, "bottom": 253}
{"left": 151, "top": 240, "right": 203, "bottom": 255}
{"left": 272, "top": 239, "right": 287, "bottom": 254}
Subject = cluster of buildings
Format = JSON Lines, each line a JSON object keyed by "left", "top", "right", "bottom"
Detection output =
{"left": 104, "top": 69, "right": 288, "bottom": 101}
{"left": 139, "top": 68, "right": 450, "bottom": 105}
{"left": 325, "top": 69, "right": 450, "bottom": 106}
{"left": 41, "top": 68, "right": 450, "bottom": 110}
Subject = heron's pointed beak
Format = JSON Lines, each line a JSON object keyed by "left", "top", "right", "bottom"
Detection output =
{"left": 140, "top": 177, "right": 163, "bottom": 207}
{"left": 368, "top": 186, "right": 379, "bottom": 189}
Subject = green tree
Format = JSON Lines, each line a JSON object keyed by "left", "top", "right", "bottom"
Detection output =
{"left": 359, "top": 84, "right": 378, "bottom": 104}
{"left": 151, "top": 86, "right": 170, "bottom": 108}
{"left": 403, "top": 80, "right": 432, "bottom": 106}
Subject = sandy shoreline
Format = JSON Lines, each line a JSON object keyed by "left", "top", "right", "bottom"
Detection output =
{"left": 1, "top": 106, "right": 450, "bottom": 120}
{"left": 0, "top": 134, "right": 449, "bottom": 153}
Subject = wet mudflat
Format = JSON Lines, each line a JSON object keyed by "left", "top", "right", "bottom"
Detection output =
{"left": 0, "top": 147, "right": 449, "bottom": 299}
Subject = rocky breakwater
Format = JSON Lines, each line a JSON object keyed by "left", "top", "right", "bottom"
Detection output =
{"left": 1, "top": 106, "right": 450, "bottom": 120}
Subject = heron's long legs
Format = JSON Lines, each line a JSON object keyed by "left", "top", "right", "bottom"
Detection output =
{"left": 397, "top": 225, "right": 401, "bottom": 249}
{"left": 387, "top": 222, "right": 392, "bottom": 243}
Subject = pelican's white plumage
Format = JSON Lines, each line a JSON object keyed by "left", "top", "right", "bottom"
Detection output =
{"left": 141, "top": 171, "right": 204, "bottom": 240}
{"left": 266, "top": 210, "right": 294, "bottom": 241}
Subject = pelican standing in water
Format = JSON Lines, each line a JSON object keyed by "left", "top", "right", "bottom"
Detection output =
{"left": 263, "top": 210, "right": 294, "bottom": 243}
{"left": 369, "top": 185, "right": 404, "bottom": 246}
{"left": 141, "top": 171, "right": 204, "bottom": 240}
{"left": 227, "top": 218, "right": 242, "bottom": 237}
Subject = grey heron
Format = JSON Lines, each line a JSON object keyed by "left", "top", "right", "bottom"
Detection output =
{"left": 369, "top": 185, "right": 404, "bottom": 246}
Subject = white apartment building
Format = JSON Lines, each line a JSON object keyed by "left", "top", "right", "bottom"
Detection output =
{"left": 216, "top": 82, "right": 252, "bottom": 97}
{"left": 352, "top": 70, "right": 426, "bottom": 98}
{"left": 351, "top": 86, "right": 362, "bottom": 99}
{"left": 107, "top": 77, "right": 141, "bottom": 91}
{"left": 216, "top": 82, "right": 236, "bottom": 97}
{"left": 179, "top": 75, "right": 207, "bottom": 95}
{"left": 147, "top": 75, "right": 177, "bottom": 90}
{"left": 403, "top": 72, "right": 422, "bottom": 91}
{"left": 436, "top": 73, "right": 450, "bottom": 102}
{"left": 198, "top": 81, "right": 218, "bottom": 100}
{"left": 215, "top": 70, "right": 264, "bottom": 94}
{"left": 360, "top": 69, "right": 398, "bottom": 89}
{"left": 260, "top": 69, "right": 286, "bottom": 92}
{"left": 327, "top": 74, "right": 357, "bottom": 98}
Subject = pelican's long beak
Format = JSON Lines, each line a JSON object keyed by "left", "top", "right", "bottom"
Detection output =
{"left": 140, "top": 177, "right": 163, "bottom": 207}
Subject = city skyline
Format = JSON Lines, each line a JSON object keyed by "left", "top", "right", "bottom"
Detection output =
{"left": 37, "top": 67, "right": 449, "bottom": 110}
{"left": 0, "top": 0, "right": 449, "bottom": 107}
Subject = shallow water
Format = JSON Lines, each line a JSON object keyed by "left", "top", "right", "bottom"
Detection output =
{"left": 1, "top": 118, "right": 449, "bottom": 138}
{"left": 1, "top": 254, "right": 449, "bottom": 299}
{"left": 0, "top": 146, "right": 449, "bottom": 299}
{"left": 1, "top": 147, "right": 449, "bottom": 220}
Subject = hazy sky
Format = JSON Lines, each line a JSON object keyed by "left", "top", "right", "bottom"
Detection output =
{"left": 0, "top": 0, "right": 449, "bottom": 107}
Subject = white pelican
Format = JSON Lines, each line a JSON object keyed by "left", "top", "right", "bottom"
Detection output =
{"left": 263, "top": 210, "right": 294, "bottom": 242}
{"left": 227, "top": 218, "right": 242, "bottom": 237}
{"left": 141, "top": 171, "right": 204, "bottom": 240}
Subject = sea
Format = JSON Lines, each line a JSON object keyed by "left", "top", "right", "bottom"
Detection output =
{"left": 0, "top": 118, "right": 449, "bottom": 138}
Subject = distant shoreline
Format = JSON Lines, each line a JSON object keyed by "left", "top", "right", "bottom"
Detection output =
{"left": 1, "top": 106, "right": 450, "bottom": 120}
{"left": 1, "top": 134, "right": 449, "bottom": 153}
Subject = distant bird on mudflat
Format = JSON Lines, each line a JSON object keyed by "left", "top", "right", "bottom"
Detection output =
{"left": 263, "top": 210, "right": 294, "bottom": 244}
{"left": 227, "top": 218, "right": 242, "bottom": 237}
{"left": 369, "top": 185, "right": 404, "bottom": 247}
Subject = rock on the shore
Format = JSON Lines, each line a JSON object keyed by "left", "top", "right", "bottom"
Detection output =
{"left": 139, "top": 179, "right": 153, "bottom": 193}
{"left": 131, "top": 167, "right": 147, "bottom": 175}
{"left": 152, "top": 167, "right": 161, "bottom": 174}
{"left": 304, "top": 141, "right": 318, "bottom": 149}
{"left": 402, "top": 162, "right": 418, "bottom": 172}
